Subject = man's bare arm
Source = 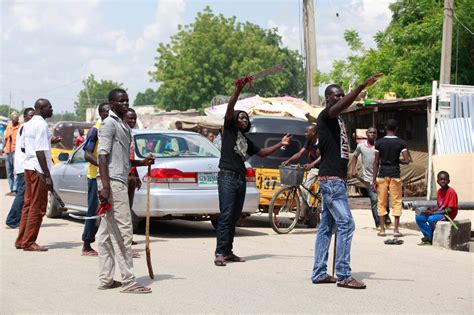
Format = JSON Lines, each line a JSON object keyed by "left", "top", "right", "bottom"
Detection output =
{"left": 257, "top": 133, "right": 292, "bottom": 157}
{"left": 328, "top": 73, "right": 383, "bottom": 118}
{"left": 36, "top": 150, "right": 53, "bottom": 191}
{"left": 282, "top": 148, "right": 306, "bottom": 166}
{"left": 400, "top": 150, "right": 410, "bottom": 164}
{"left": 351, "top": 154, "right": 359, "bottom": 177}
{"left": 98, "top": 154, "right": 111, "bottom": 203}
{"left": 84, "top": 151, "right": 98, "bottom": 166}
{"left": 372, "top": 151, "right": 380, "bottom": 192}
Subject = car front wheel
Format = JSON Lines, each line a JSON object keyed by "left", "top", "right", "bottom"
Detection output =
{"left": 46, "top": 191, "right": 64, "bottom": 218}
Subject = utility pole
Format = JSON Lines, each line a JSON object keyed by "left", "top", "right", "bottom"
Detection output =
{"left": 303, "top": 0, "right": 320, "bottom": 106}
{"left": 440, "top": 0, "right": 454, "bottom": 84}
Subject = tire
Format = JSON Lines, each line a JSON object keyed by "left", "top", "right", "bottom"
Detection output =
{"left": 131, "top": 210, "right": 144, "bottom": 233}
{"left": 268, "top": 186, "right": 300, "bottom": 234}
{"left": 46, "top": 191, "right": 63, "bottom": 218}
{"left": 305, "top": 204, "right": 321, "bottom": 228}
{"left": 210, "top": 218, "right": 219, "bottom": 230}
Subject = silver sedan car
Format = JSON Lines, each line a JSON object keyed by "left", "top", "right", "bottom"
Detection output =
{"left": 47, "top": 130, "right": 260, "bottom": 230}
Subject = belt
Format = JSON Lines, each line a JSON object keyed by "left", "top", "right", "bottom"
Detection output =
{"left": 219, "top": 170, "right": 246, "bottom": 181}
{"left": 318, "top": 176, "right": 346, "bottom": 181}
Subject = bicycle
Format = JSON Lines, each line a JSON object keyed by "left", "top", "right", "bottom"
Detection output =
{"left": 268, "top": 165, "right": 322, "bottom": 234}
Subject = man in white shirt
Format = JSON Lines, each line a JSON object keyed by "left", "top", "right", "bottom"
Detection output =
{"left": 15, "top": 99, "right": 55, "bottom": 251}
{"left": 5, "top": 108, "right": 35, "bottom": 228}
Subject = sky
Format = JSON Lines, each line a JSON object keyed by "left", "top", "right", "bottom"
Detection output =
{"left": 1, "top": 0, "right": 396, "bottom": 113}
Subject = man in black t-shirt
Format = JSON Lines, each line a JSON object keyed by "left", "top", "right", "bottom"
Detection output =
{"left": 214, "top": 75, "right": 292, "bottom": 267}
{"left": 282, "top": 124, "right": 320, "bottom": 220}
{"left": 311, "top": 73, "right": 382, "bottom": 290}
{"left": 372, "top": 119, "right": 410, "bottom": 237}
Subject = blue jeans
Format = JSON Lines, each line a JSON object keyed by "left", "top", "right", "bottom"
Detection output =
{"left": 366, "top": 186, "right": 391, "bottom": 228}
{"left": 312, "top": 179, "right": 355, "bottom": 283}
{"left": 5, "top": 173, "right": 25, "bottom": 228}
{"left": 215, "top": 174, "right": 246, "bottom": 256}
{"left": 82, "top": 178, "right": 99, "bottom": 243}
{"left": 5, "top": 153, "right": 15, "bottom": 192}
{"left": 415, "top": 214, "right": 445, "bottom": 241}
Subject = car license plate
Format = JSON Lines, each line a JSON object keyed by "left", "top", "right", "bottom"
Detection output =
{"left": 198, "top": 172, "right": 218, "bottom": 185}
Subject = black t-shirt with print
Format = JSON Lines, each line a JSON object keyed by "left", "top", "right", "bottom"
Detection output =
{"left": 316, "top": 107, "right": 350, "bottom": 177}
{"left": 303, "top": 138, "right": 319, "bottom": 168}
{"left": 218, "top": 117, "right": 261, "bottom": 176}
{"left": 375, "top": 136, "right": 408, "bottom": 178}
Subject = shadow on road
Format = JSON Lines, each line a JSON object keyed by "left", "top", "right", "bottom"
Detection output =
{"left": 136, "top": 220, "right": 268, "bottom": 239}
{"left": 41, "top": 222, "right": 69, "bottom": 228}
{"left": 46, "top": 241, "right": 82, "bottom": 249}
{"left": 353, "top": 271, "right": 415, "bottom": 282}
{"left": 245, "top": 253, "right": 313, "bottom": 261}
{"left": 136, "top": 274, "right": 185, "bottom": 286}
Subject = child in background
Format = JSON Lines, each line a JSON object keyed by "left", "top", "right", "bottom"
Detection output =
{"left": 415, "top": 171, "right": 458, "bottom": 245}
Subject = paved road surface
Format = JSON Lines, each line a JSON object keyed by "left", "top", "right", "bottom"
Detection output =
{"left": 1, "top": 179, "right": 472, "bottom": 314}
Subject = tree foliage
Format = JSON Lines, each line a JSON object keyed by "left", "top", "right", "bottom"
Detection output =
{"left": 74, "top": 74, "right": 124, "bottom": 120}
{"left": 133, "top": 88, "right": 161, "bottom": 106}
{"left": 149, "top": 7, "right": 305, "bottom": 111}
{"left": 315, "top": 0, "right": 474, "bottom": 99}
{"left": 0, "top": 105, "right": 19, "bottom": 118}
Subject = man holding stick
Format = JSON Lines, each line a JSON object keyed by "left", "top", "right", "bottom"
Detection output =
{"left": 311, "top": 74, "right": 382, "bottom": 289}
{"left": 97, "top": 88, "right": 154, "bottom": 293}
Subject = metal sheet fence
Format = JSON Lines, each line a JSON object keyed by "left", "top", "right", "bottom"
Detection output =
{"left": 436, "top": 93, "right": 474, "bottom": 155}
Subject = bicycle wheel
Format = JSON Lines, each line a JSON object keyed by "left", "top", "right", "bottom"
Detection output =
{"left": 305, "top": 195, "right": 321, "bottom": 228}
{"left": 268, "top": 186, "right": 301, "bottom": 234}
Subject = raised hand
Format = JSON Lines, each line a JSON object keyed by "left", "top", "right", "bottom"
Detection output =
{"left": 364, "top": 73, "right": 384, "bottom": 88}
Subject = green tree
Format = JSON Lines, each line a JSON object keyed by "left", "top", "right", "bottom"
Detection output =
{"left": 0, "top": 105, "right": 19, "bottom": 118}
{"left": 74, "top": 74, "right": 124, "bottom": 120}
{"left": 149, "top": 6, "right": 305, "bottom": 111}
{"left": 316, "top": 0, "right": 474, "bottom": 99}
{"left": 133, "top": 88, "right": 161, "bottom": 106}
{"left": 50, "top": 111, "right": 80, "bottom": 123}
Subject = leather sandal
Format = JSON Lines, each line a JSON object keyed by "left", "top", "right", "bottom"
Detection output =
{"left": 337, "top": 278, "right": 366, "bottom": 289}
{"left": 214, "top": 255, "right": 226, "bottom": 266}
{"left": 312, "top": 275, "right": 337, "bottom": 284}
{"left": 224, "top": 254, "right": 245, "bottom": 262}
{"left": 120, "top": 285, "right": 152, "bottom": 294}
{"left": 23, "top": 243, "right": 48, "bottom": 252}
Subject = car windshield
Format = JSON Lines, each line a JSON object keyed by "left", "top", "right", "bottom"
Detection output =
{"left": 134, "top": 133, "right": 221, "bottom": 158}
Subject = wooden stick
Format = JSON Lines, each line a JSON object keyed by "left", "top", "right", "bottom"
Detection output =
{"left": 146, "top": 162, "right": 154, "bottom": 279}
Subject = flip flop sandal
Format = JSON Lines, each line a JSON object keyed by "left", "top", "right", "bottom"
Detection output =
{"left": 98, "top": 280, "right": 122, "bottom": 290}
{"left": 377, "top": 232, "right": 386, "bottom": 237}
{"left": 81, "top": 250, "right": 98, "bottom": 256}
{"left": 393, "top": 232, "right": 404, "bottom": 237}
{"left": 417, "top": 241, "right": 432, "bottom": 246}
{"left": 132, "top": 251, "right": 141, "bottom": 258}
{"left": 384, "top": 238, "right": 404, "bottom": 245}
{"left": 337, "top": 279, "right": 366, "bottom": 289}
{"left": 214, "top": 256, "right": 226, "bottom": 266}
{"left": 120, "top": 285, "right": 152, "bottom": 294}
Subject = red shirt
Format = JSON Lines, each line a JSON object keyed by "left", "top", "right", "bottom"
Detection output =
{"left": 75, "top": 135, "right": 85, "bottom": 147}
{"left": 437, "top": 187, "right": 458, "bottom": 219}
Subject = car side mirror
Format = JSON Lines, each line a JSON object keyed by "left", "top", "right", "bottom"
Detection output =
{"left": 58, "top": 152, "right": 70, "bottom": 162}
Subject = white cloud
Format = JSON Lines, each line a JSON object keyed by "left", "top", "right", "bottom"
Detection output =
{"left": 1, "top": 0, "right": 395, "bottom": 112}
{"left": 140, "top": 0, "right": 186, "bottom": 49}
{"left": 268, "top": 19, "right": 301, "bottom": 51}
